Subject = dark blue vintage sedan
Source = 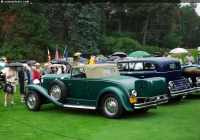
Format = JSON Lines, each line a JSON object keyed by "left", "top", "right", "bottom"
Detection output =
{"left": 116, "top": 57, "right": 196, "bottom": 101}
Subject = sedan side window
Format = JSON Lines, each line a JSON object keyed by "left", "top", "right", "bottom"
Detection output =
{"left": 144, "top": 63, "right": 155, "bottom": 70}
{"left": 118, "top": 63, "right": 129, "bottom": 71}
{"left": 169, "top": 63, "right": 178, "bottom": 69}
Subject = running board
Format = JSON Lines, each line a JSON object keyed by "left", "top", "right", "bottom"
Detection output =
{"left": 63, "top": 104, "right": 96, "bottom": 110}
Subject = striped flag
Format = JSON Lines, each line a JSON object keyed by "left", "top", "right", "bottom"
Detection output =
{"left": 47, "top": 47, "right": 51, "bottom": 62}
{"left": 55, "top": 45, "right": 59, "bottom": 59}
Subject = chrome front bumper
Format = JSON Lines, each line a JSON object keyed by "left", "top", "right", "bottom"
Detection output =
{"left": 170, "top": 87, "right": 197, "bottom": 98}
{"left": 169, "top": 78, "right": 198, "bottom": 98}
{"left": 134, "top": 95, "right": 168, "bottom": 109}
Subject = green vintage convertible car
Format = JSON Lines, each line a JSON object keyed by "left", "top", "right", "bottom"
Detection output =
{"left": 25, "top": 64, "right": 168, "bottom": 119}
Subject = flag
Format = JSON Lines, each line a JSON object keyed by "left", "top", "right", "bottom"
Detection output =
{"left": 47, "top": 47, "right": 51, "bottom": 62}
{"left": 63, "top": 46, "right": 68, "bottom": 61}
{"left": 55, "top": 45, "right": 59, "bottom": 59}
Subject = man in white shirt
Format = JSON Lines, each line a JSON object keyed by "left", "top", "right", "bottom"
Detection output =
{"left": 134, "top": 63, "right": 143, "bottom": 70}
{"left": 56, "top": 66, "right": 62, "bottom": 74}
{"left": 184, "top": 52, "right": 194, "bottom": 65}
{"left": 4, "top": 67, "right": 17, "bottom": 106}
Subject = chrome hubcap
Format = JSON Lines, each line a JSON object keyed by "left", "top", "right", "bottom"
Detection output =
{"left": 104, "top": 97, "right": 118, "bottom": 116}
{"left": 50, "top": 85, "right": 61, "bottom": 101}
{"left": 27, "top": 94, "right": 36, "bottom": 109}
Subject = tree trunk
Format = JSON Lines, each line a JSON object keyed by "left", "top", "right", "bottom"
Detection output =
{"left": 143, "top": 13, "right": 149, "bottom": 46}
{"left": 118, "top": 16, "right": 121, "bottom": 32}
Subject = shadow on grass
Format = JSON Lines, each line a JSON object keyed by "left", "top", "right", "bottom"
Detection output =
{"left": 38, "top": 103, "right": 159, "bottom": 120}
{"left": 184, "top": 93, "right": 200, "bottom": 100}
{"left": 122, "top": 110, "right": 158, "bottom": 120}
{"left": 159, "top": 98, "right": 190, "bottom": 107}
{"left": 40, "top": 104, "right": 103, "bottom": 118}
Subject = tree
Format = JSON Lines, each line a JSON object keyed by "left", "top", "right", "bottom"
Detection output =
{"left": 68, "top": 3, "right": 102, "bottom": 56}
{"left": 0, "top": 3, "right": 55, "bottom": 61}
{"left": 180, "top": 3, "right": 199, "bottom": 48}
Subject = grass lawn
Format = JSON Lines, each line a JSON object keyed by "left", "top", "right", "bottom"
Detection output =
{"left": 1, "top": 82, "right": 200, "bottom": 140}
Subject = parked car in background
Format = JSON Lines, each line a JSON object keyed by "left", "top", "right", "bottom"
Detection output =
{"left": 0, "top": 60, "right": 5, "bottom": 70}
{"left": 181, "top": 64, "right": 200, "bottom": 90}
{"left": 116, "top": 57, "right": 196, "bottom": 101}
{"left": 25, "top": 64, "right": 168, "bottom": 119}
{"left": 0, "top": 67, "right": 9, "bottom": 82}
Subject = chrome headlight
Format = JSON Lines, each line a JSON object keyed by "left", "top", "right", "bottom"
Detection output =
{"left": 196, "top": 77, "right": 200, "bottom": 82}
{"left": 188, "top": 77, "right": 192, "bottom": 84}
{"left": 131, "top": 90, "right": 137, "bottom": 97}
{"left": 168, "top": 81, "right": 173, "bottom": 89}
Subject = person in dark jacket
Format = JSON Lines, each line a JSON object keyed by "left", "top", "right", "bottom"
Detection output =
{"left": 18, "top": 63, "right": 30, "bottom": 103}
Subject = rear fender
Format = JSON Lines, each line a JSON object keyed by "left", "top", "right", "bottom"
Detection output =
{"left": 98, "top": 86, "right": 133, "bottom": 111}
{"left": 26, "top": 85, "right": 64, "bottom": 107}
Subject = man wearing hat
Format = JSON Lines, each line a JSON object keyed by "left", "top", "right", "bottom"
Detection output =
{"left": 42, "top": 63, "right": 52, "bottom": 75}
{"left": 184, "top": 52, "right": 194, "bottom": 65}
{"left": 35, "top": 63, "right": 43, "bottom": 77}
{"left": 18, "top": 63, "right": 31, "bottom": 103}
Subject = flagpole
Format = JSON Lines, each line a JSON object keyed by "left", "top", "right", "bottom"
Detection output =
{"left": 55, "top": 44, "right": 59, "bottom": 59}
{"left": 64, "top": 45, "right": 68, "bottom": 61}
{"left": 47, "top": 47, "right": 51, "bottom": 62}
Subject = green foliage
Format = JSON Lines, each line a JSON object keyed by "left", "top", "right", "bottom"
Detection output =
{"left": 0, "top": 3, "right": 55, "bottom": 62}
{"left": 68, "top": 3, "right": 101, "bottom": 56}
{"left": 115, "top": 37, "right": 142, "bottom": 54}
{"left": 162, "top": 33, "right": 182, "bottom": 49}
{"left": 0, "top": 3, "right": 200, "bottom": 60}
{"left": 180, "top": 4, "right": 200, "bottom": 48}
{"left": 100, "top": 32, "right": 142, "bottom": 56}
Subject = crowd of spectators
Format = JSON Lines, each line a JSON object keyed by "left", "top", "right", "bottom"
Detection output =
{"left": 3, "top": 62, "right": 69, "bottom": 106}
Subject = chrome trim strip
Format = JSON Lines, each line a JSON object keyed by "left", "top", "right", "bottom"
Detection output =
{"left": 120, "top": 70, "right": 181, "bottom": 74}
{"left": 134, "top": 104, "right": 157, "bottom": 109}
{"left": 157, "top": 100, "right": 168, "bottom": 105}
{"left": 63, "top": 104, "right": 96, "bottom": 110}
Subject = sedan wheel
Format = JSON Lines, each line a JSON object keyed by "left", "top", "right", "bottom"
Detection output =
{"left": 101, "top": 93, "right": 124, "bottom": 119}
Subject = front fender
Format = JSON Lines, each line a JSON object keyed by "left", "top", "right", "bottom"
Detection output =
{"left": 26, "top": 84, "right": 64, "bottom": 107}
{"left": 98, "top": 86, "right": 133, "bottom": 111}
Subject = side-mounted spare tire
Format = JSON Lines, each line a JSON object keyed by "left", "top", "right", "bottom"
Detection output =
{"left": 48, "top": 80, "right": 67, "bottom": 103}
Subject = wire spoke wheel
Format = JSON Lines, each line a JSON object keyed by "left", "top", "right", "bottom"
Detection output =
{"left": 50, "top": 85, "right": 62, "bottom": 101}
{"left": 101, "top": 93, "right": 124, "bottom": 119}
{"left": 26, "top": 91, "right": 42, "bottom": 111}
{"left": 27, "top": 93, "right": 37, "bottom": 109}
{"left": 48, "top": 80, "right": 67, "bottom": 103}
{"left": 104, "top": 97, "right": 119, "bottom": 116}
